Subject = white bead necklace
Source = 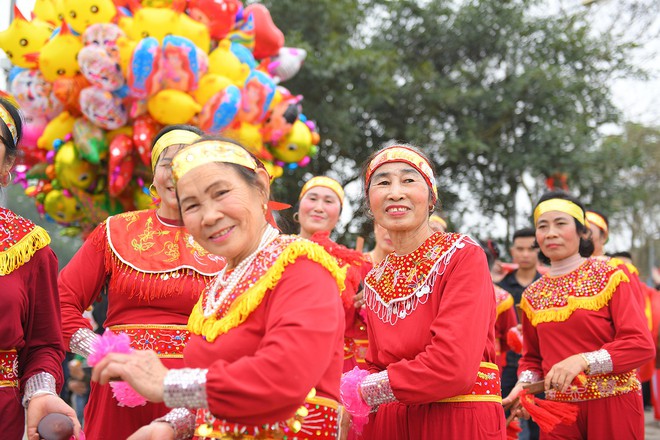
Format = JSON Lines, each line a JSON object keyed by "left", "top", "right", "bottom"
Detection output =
{"left": 203, "top": 224, "right": 280, "bottom": 318}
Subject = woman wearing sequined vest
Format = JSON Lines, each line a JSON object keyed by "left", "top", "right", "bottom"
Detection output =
{"left": 502, "top": 191, "right": 655, "bottom": 439}
{"left": 91, "top": 138, "right": 347, "bottom": 440}
{"left": 58, "top": 126, "right": 225, "bottom": 440}
{"left": 0, "top": 97, "right": 82, "bottom": 439}
{"left": 341, "top": 142, "right": 506, "bottom": 439}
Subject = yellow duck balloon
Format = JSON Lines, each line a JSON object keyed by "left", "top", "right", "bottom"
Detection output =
{"left": 54, "top": 141, "right": 98, "bottom": 190}
{"left": 61, "top": 0, "right": 117, "bottom": 34}
{"left": 0, "top": 6, "right": 52, "bottom": 69}
{"left": 38, "top": 20, "right": 83, "bottom": 82}
{"left": 44, "top": 189, "right": 84, "bottom": 223}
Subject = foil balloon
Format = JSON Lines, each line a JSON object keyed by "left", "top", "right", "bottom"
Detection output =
{"left": 107, "top": 134, "right": 135, "bottom": 197}
{"left": 61, "top": 0, "right": 117, "bottom": 34}
{"left": 73, "top": 118, "right": 108, "bottom": 164}
{"left": 37, "top": 111, "right": 76, "bottom": 150}
{"left": 132, "top": 115, "right": 161, "bottom": 166}
{"left": 80, "top": 87, "right": 128, "bottom": 130}
{"left": 243, "top": 3, "right": 284, "bottom": 59}
{"left": 53, "top": 74, "right": 90, "bottom": 116}
{"left": 21, "top": 115, "right": 50, "bottom": 166}
{"left": 33, "top": 0, "right": 61, "bottom": 26}
{"left": 10, "top": 69, "right": 63, "bottom": 118}
{"left": 177, "top": 13, "right": 211, "bottom": 54}
{"left": 263, "top": 100, "right": 299, "bottom": 144}
{"left": 268, "top": 47, "right": 307, "bottom": 83}
{"left": 120, "top": 6, "right": 180, "bottom": 43}
{"left": 147, "top": 89, "right": 201, "bottom": 124}
{"left": 127, "top": 36, "right": 160, "bottom": 98}
{"left": 54, "top": 141, "right": 98, "bottom": 190}
{"left": 270, "top": 119, "right": 314, "bottom": 164}
{"left": 236, "top": 70, "right": 276, "bottom": 124}
{"left": 0, "top": 6, "right": 52, "bottom": 69}
{"left": 207, "top": 39, "right": 250, "bottom": 86}
{"left": 187, "top": 0, "right": 241, "bottom": 40}
{"left": 82, "top": 23, "right": 126, "bottom": 63}
{"left": 198, "top": 84, "right": 241, "bottom": 133}
{"left": 78, "top": 45, "right": 125, "bottom": 91}
{"left": 152, "top": 35, "right": 201, "bottom": 93}
{"left": 38, "top": 21, "right": 83, "bottom": 82}
{"left": 194, "top": 73, "right": 233, "bottom": 106}
{"left": 43, "top": 189, "right": 84, "bottom": 224}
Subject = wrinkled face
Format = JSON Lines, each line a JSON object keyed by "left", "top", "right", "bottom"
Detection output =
{"left": 373, "top": 223, "right": 395, "bottom": 255}
{"left": 298, "top": 186, "right": 341, "bottom": 238}
{"left": 535, "top": 211, "right": 583, "bottom": 263}
{"left": 510, "top": 236, "right": 538, "bottom": 270}
{"left": 368, "top": 161, "right": 431, "bottom": 233}
{"left": 152, "top": 145, "right": 185, "bottom": 214}
{"left": 177, "top": 162, "right": 269, "bottom": 268}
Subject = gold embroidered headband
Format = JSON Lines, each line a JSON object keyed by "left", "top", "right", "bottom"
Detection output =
{"left": 299, "top": 176, "right": 345, "bottom": 205}
{"left": 151, "top": 129, "right": 201, "bottom": 173}
{"left": 366, "top": 146, "right": 438, "bottom": 202}
{"left": 0, "top": 104, "right": 18, "bottom": 147}
{"left": 172, "top": 140, "right": 260, "bottom": 182}
{"left": 586, "top": 211, "right": 608, "bottom": 234}
{"left": 533, "top": 199, "right": 585, "bottom": 226}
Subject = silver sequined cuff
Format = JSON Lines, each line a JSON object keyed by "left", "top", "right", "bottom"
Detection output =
{"left": 582, "top": 349, "right": 613, "bottom": 375}
{"left": 152, "top": 408, "right": 196, "bottom": 440}
{"left": 518, "top": 370, "right": 541, "bottom": 384}
{"left": 22, "top": 372, "right": 57, "bottom": 408}
{"left": 359, "top": 370, "right": 397, "bottom": 407}
{"left": 163, "top": 368, "right": 209, "bottom": 409}
{"left": 69, "top": 328, "right": 99, "bottom": 358}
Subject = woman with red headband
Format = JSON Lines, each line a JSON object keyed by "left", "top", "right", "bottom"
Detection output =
{"left": 341, "top": 142, "right": 505, "bottom": 439}
{"left": 503, "top": 191, "right": 654, "bottom": 439}
{"left": 58, "top": 125, "right": 225, "bottom": 439}
{"left": 0, "top": 97, "right": 82, "bottom": 439}
{"left": 296, "top": 176, "right": 371, "bottom": 372}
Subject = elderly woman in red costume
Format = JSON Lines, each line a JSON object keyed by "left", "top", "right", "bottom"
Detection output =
{"left": 0, "top": 97, "right": 82, "bottom": 439}
{"left": 296, "top": 176, "right": 370, "bottom": 371}
{"left": 342, "top": 142, "right": 505, "bottom": 439}
{"left": 503, "top": 191, "right": 655, "bottom": 439}
{"left": 91, "top": 137, "right": 346, "bottom": 440}
{"left": 58, "top": 125, "right": 225, "bottom": 440}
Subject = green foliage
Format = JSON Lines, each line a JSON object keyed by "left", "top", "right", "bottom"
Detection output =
{"left": 263, "top": 0, "right": 639, "bottom": 247}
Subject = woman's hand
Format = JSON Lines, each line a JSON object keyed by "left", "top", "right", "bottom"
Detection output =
{"left": 127, "top": 423, "right": 175, "bottom": 440}
{"left": 91, "top": 350, "right": 168, "bottom": 402}
{"left": 501, "top": 382, "right": 530, "bottom": 420}
{"left": 26, "top": 394, "right": 83, "bottom": 439}
{"left": 353, "top": 290, "right": 365, "bottom": 309}
{"left": 544, "top": 354, "right": 588, "bottom": 393}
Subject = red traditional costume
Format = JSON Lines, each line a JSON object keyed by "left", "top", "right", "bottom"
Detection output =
{"left": 0, "top": 207, "right": 65, "bottom": 440}
{"left": 359, "top": 232, "right": 506, "bottom": 440}
{"left": 166, "top": 234, "right": 347, "bottom": 439}
{"left": 58, "top": 209, "right": 225, "bottom": 440}
{"left": 519, "top": 257, "right": 655, "bottom": 439}
{"left": 494, "top": 285, "right": 517, "bottom": 370}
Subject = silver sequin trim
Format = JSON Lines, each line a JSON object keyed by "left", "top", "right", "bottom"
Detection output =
{"left": 583, "top": 349, "right": 613, "bottom": 375}
{"left": 360, "top": 370, "right": 397, "bottom": 407}
{"left": 163, "top": 368, "right": 209, "bottom": 409}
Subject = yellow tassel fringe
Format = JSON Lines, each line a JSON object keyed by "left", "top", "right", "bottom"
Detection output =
{"left": 0, "top": 226, "right": 51, "bottom": 276}
{"left": 188, "top": 240, "right": 347, "bottom": 342}
{"left": 521, "top": 270, "right": 629, "bottom": 326}
{"left": 496, "top": 293, "right": 514, "bottom": 318}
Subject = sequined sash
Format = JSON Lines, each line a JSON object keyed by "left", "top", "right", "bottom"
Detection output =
{"left": 108, "top": 324, "right": 189, "bottom": 358}
{"left": 545, "top": 370, "right": 640, "bottom": 402}
{"left": 344, "top": 338, "right": 368, "bottom": 364}
{"left": 438, "top": 361, "right": 502, "bottom": 403}
{"left": 0, "top": 349, "right": 18, "bottom": 388}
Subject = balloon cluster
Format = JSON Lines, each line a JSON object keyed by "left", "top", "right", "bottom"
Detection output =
{"left": 0, "top": 0, "right": 319, "bottom": 235}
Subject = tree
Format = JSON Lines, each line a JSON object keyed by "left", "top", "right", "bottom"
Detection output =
{"left": 264, "top": 0, "right": 637, "bottom": 247}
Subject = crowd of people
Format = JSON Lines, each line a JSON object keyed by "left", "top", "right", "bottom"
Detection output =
{"left": 1, "top": 95, "right": 659, "bottom": 440}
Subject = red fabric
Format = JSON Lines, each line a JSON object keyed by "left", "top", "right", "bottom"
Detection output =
{"left": 58, "top": 210, "right": 222, "bottom": 440}
{"left": 540, "top": 391, "right": 644, "bottom": 440}
{"left": 363, "top": 235, "right": 505, "bottom": 439}
{"left": 639, "top": 284, "right": 660, "bottom": 382}
{"left": 495, "top": 288, "right": 518, "bottom": 369}
{"left": 0, "top": 245, "right": 65, "bottom": 440}
{"left": 519, "top": 264, "right": 655, "bottom": 438}
{"left": 183, "top": 257, "right": 344, "bottom": 426}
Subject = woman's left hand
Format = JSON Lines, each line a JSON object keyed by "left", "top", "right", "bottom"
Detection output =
{"left": 26, "top": 394, "right": 82, "bottom": 439}
{"left": 544, "top": 354, "right": 588, "bottom": 393}
{"left": 91, "top": 350, "right": 168, "bottom": 402}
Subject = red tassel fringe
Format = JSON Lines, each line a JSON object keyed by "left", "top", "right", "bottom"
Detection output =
{"left": 519, "top": 390, "right": 579, "bottom": 433}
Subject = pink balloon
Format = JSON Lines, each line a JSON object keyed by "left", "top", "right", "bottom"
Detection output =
{"left": 80, "top": 87, "right": 128, "bottom": 130}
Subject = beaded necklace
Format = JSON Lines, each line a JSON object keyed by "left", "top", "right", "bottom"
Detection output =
{"left": 203, "top": 224, "right": 279, "bottom": 318}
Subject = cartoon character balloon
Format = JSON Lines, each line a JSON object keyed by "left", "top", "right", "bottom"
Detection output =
{"left": 10, "top": 69, "right": 63, "bottom": 119}
{"left": 80, "top": 87, "right": 128, "bottom": 130}
{"left": 0, "top": 6, "right": 53, "bottom": 69}
{"left": 61, "top": 0, "right": 117, "bottom": 34}
{"left": 78, "top": 45, "right": 126, "bottom": 92}
{"left": 38, "top": 21, "right": 83, "bottom": 82}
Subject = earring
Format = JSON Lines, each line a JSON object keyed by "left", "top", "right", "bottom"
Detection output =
{"left": 293, "top": 212, "right": 300, "bottom": 223}
{"left": 148, "top": 184, "right": 159, "bottom": 198}
{"left": 263, "top": 203, "right": 268, "bottom": 214}
{"left": 0, "top": 171, "right": 12, "bottom": 187}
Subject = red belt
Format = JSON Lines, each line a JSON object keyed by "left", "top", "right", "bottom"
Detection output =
{"left": 108, "top": 324, "right": 189, "bottom": 358}
{"left": 0, "top": 349, "right": 18, "bottom": 388}
{"left": 546, "top": 370, "right": 640, "bottom": 402}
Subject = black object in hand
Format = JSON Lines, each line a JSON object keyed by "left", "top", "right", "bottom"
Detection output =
{"left": 37, "top": 413, "right": 74, "bottom": 440}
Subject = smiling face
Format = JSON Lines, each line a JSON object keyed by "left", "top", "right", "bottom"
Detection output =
{"left": 367, "top": 161, "right": 432, "bottom": 235}
{"left": 535, "top": 211, "right": 583, "bottom": 263}
{"left": 177, "top": 162, "right": 270, "bottom": 268}
{"left": 152, "top": 145, "right": 185, "bottom": 219}
{"left": 297, "top": 186, "right": 341, "bottom": 239}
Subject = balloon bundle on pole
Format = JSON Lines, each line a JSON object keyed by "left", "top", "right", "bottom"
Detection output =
{"left": 0, "top": 0, "right": 319, "bottom": 236}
